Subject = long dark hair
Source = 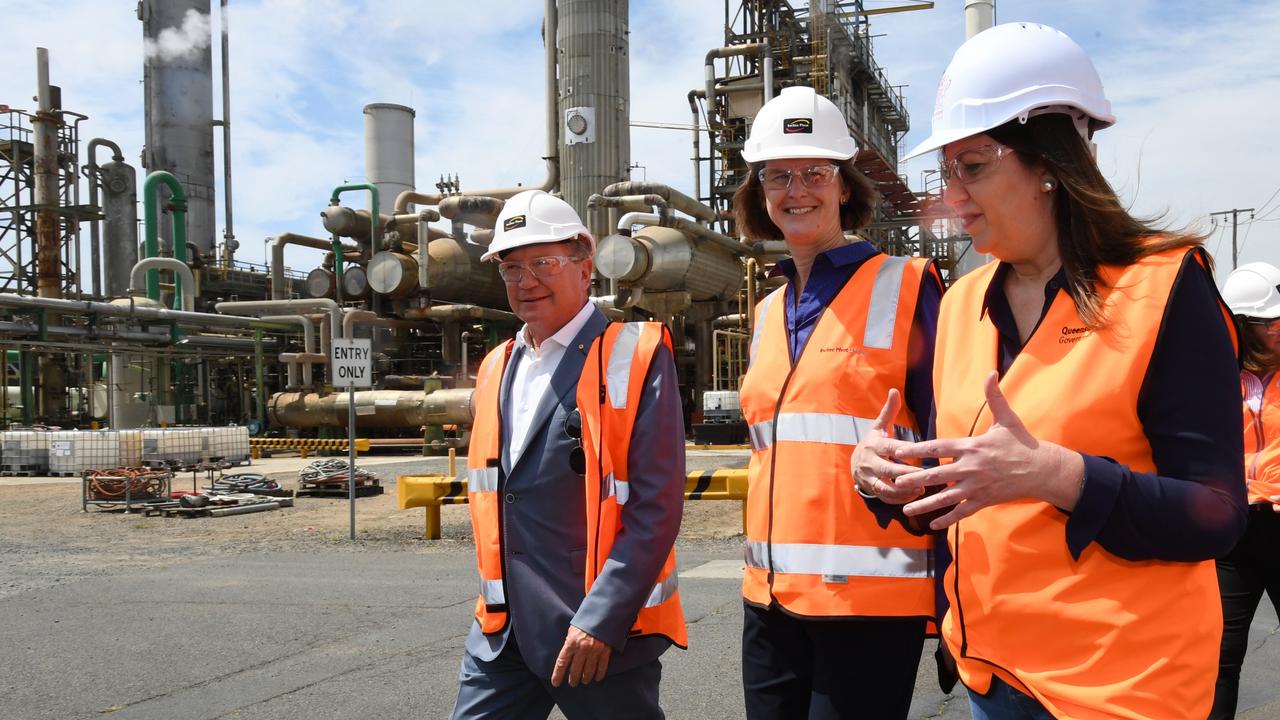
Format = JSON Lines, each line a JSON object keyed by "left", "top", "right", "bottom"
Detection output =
{"left": 732, "top": 158, "right": 877, "bottom": 241}
{"left": 986, "top": 114, "right": 1206, "bottom": 327}
{"left": 1236, "top": 316, "right": 1280, "bottom": 374}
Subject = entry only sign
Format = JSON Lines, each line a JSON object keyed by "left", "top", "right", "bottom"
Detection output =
{"left": 332, "top": 338, "right": 372, "bottom": 387}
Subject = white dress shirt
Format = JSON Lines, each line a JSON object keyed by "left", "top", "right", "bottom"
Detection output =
{"left": 505, "top": 301, "right": 596, "bottom": 467}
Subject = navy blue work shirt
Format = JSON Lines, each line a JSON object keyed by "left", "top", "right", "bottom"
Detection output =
{"left": 983, "top": 255, "right": 1246, "bottom": 560}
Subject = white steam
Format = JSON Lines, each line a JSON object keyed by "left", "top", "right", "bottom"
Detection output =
{"left": 143, "top": 9, "right": 211, "bottom": 62}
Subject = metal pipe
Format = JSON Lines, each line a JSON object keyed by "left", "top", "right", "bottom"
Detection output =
{"left": 218, "top": 0, "right": 235, "bottom": 267}
{"left": 142, "top": 171, "right": 189, "bottom": 302}
{"left": 271, "top": 233, "right": 358, "bottom": 300}
{"left": 268, "top": 388, "right": 474, "bottom": 429}
{"left": 417, "top": 212, "right": 431, "bottom": 290}
{"left": 0, "top": 293, "right": 282, "bottom": 331}
{"left": 129, "top": 258, "right": 195, "bottom": 312}
{"left": 762, "top": 39, "right": 774, "bottom": 102}
{"left": 965, "top": 0, "right": 995, "bottom": 39}
{"left": 85, "top": 139, "right": 125, "bottom": 298}
{"left": 261, "top": 314, "right": 315, "bottom": 388}
{"left": 391, "top": 0, "right": 559, "bottom": 214}
{"left": 617, "top": 211, "right": 660, "bottom": 232}
{"left": 397, "top": 304, "right": 518, "bottom": 323}
{"left": 33, "top": 48, "right": 60, "bottom": 300}
{"left": 329, "top": 184, "right": 379, "bottom": 275}
{"left": 601, "top": 181, "right": 716, "bottom": 223}
{"left": 687, "top": 90, "right": 702, "bottom": 203}
{"left": 342, "top": 309, "right": 377, "bottom": 339}
{"left": 437, "top": 195, "right": 505, "bottom": 229}
{"left": 703, "top": 43, "right": 764, "bottom": 130}
{"left": 745, "top": 257, "right": 758, "bottom": 334}
{"left": 593, "top": 192, "right": 747, "bottom": 257}
{"left": 215, "top": 299, "right": 344, "bottom": 345}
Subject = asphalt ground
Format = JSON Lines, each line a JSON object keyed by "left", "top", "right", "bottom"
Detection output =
{"left": 1, "top": 451, "right": 1277, "bottom": 719}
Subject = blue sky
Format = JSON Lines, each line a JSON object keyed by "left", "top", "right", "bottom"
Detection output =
{"left": 1, "top": 0, "right": 1277, "bottom": 283}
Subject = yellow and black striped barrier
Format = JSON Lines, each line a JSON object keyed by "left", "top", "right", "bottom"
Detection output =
{"left": 399, "top": 467, "right": 748, "bottom": 540}
{"left": 249, "top": 437, "right": 371, "bottom": 459}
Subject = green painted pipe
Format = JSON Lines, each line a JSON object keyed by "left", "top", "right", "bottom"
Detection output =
{"left": 142, "top": 171, "right": 189, "bottom": 307}
{"left": 328, "top": 183, "right": 380, "bottom": 282}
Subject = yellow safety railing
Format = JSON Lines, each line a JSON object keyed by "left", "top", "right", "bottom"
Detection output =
{"left": 398, "top": 464, "right": 749, "bottom": 540}
{"left": 249, "top": 437, "right": 370, "bottom": 459}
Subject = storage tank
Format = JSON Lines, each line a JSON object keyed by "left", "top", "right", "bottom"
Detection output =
{"left": 49, "top": 430, "right": 121, "bottom": 475}
{"left": 364, "top": 103, "right": 415, "bottom": 222}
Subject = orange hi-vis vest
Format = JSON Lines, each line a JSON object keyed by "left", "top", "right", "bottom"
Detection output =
{"left": 934, "top": 247, "right": 1229, "bottom": 720}
{"left": 739, "top": 253, "right": 937, "bottom": 618}
{"left": 467, "top": 322, "right": 687, "bottom": 647}
{"left": 1242, "top": 370, "right": 1280, "bottom": 504}
{"left": 578, "top": 322, "right": 687, "bottom": 647}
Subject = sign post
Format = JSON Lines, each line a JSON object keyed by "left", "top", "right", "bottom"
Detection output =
{"left": 332, "top": 338, "right": 372, "bottom": 540}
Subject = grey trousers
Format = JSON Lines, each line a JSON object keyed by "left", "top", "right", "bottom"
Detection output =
{"left": 450, "top": 636, "right": 664, "bottom": 720}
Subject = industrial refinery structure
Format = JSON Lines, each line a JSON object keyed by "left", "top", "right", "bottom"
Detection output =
{"left": 0, "top": 0, "right": 970, "bottom": 446}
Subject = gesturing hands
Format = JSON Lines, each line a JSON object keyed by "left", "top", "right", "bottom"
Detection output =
{"left": 849, "top": 388, "right": 925, "bottom": 504}
{"left": 883, "top": 372, "right": 1085, "bottom": 530}
{"left": 550, "top": 625, "right": 612, "bottom": 688}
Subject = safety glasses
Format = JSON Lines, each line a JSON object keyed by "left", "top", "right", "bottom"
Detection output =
{"left": 758, "top": 164, "right": 840, "bottom": 192}
{"left": 497, "top": 255, "right": 584, "bottom": 284}
{"left": 1245, "top": 316, "right": 1280, "bottom": 335}
{"left": 939, "top": 144, "right": 1013, "bottom": 185}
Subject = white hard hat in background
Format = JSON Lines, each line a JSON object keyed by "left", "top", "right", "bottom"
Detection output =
{"left": 481, "top": 189, "right": 593, "bottom": 262}
{"left": 741, "top": 86, "right": 858, "bottom": 163}
{"left": 1223, "top": 262, "right": 1280, "bottom": 319}
{"left": 904, "top": 22, "right": 1116, "bottom": 160}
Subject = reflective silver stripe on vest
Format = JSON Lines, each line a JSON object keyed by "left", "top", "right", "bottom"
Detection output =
{"left": 643, "top": 570, "right": 679, "bottom": 608}
{"left": 748, "top": 412, "right": 918, "bottom": 451}
{"left": 749, "top": 287, "right": 784, "bottom": 367}
{"left": 864, "top": 256, "right": 909, "bottom": 350}
{"left": 607, "top": 323, "right": 643, "bottom": 410}
{"left": 481, "top": 578, "right": 506, "bottom": 605}
{"left": 604, "top": 472, "right": 630, "bottom": 506}
{"left": 468, "top": 467, "right": 499, "bottom": 493}
{"left": 743, "top": 540, "right": 931, "bottom": 579}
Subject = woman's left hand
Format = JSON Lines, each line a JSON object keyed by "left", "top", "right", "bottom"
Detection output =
{"left": 892, "top": 371, "right": 1085, "bottom": 530}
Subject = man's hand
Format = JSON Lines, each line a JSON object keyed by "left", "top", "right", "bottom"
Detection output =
{"left": 550, "top": 625, "right": 612, "bottom": 688}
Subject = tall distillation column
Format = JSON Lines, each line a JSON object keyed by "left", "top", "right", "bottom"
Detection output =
{"left": 140, "top": 0, "right": 216, "bottom": 261}
{"left": 557, "top": 0, "right": 630, "bottom": 240}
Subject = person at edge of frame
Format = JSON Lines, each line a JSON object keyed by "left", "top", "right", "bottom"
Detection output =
{"left": 855, "top": 21, "right": 1247, "bottom": 720}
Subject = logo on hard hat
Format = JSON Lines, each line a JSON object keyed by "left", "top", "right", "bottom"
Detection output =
{"left": 783, "top": 118, "right": 813, "bottom": 134}
{"left": 503, "top": 215, "right": 527, "bottom": 232}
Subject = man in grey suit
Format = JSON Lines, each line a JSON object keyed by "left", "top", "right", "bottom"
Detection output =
{"left": 450, "top": 190, "right": 686, "bottom": 719}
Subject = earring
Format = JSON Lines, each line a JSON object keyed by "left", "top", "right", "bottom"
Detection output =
{"left": 1042, "top": 179, "right": 1056, "bottom": 192}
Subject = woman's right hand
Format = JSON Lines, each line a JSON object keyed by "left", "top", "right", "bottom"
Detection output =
{"left": 850, "top": 389, "right": 923, "bottom": 504}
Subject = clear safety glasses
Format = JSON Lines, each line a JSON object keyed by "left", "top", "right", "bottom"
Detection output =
{"left": 1245, "top": 316, "right": 1280, "bottom": 335}
{"left": 939, "top": 144, "right": 1013, "bottom": 185}
{"left": 497, "top": 255, "right": 584, "bottom": 284}
{"left": 758, "top": 164, "right": 840, "bottom": 192}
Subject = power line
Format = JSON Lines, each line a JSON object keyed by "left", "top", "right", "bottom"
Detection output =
{"left": 1255, "top": 185, "right": 1280, "bottom": 218}
{"left": 1208, "top": 208, "right": 1256, "bottom": 270}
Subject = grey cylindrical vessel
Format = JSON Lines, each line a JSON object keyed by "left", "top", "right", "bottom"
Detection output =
{"left": 364, "top": 103, "right": 415, "bottom": 221}
{"left": 141, "top": 0, "right": 217, "bottom": 259}
{"left": 596, "top": 226, "right": 742, "bottom": 301}
{"left": 557, "top": 0, "right": 630, "bottom": 239}
{"left": 100, "top": 159, "right": 139, "bottom": 297}
{"left": 268, "top": 388, "right": 473, "bottom": 429}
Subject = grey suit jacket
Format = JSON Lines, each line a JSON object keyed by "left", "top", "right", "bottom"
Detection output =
{"left": 464, "top": 307, "right": 686, "bottom": 679}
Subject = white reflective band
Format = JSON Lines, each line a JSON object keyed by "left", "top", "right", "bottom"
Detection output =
{"left": 607, "top": 323, "right": 643, "bottom": 410}
{"left": 748, "top": 413, "right": 917, "bottom": 451}
{"left": 744, "top": 540, "right": 931, "bottom": 579}
{"left": 749, "top": 288, "right": 784, "bottom": 367}
{"left": 643, "top": 571, "right": 679, "bottom": 608}
{"left": 480, "top": 578, "right": 506, "bottom": 605}
{"left": 468, "top": 467, "right": 499, "bottom": 493}
{"left": 604, "top": 473, "right": 630, "bottom": 506}
{"left": 864, "top": 256, "right": 908, "bottom": 350}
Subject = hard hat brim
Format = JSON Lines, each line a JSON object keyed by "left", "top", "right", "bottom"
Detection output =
{"left": 741, "top": 145, "right": 855, "bottom": 164}
{"left": 479, "top": 232, "right": 594, "bottom": 262}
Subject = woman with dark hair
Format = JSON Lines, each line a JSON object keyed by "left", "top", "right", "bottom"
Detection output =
{"left": 734, "top": 85, "right": 944, "bottom": 720}
{"left": 853, "top": 22, "right": 1247, "bottom": 720}
{"left": 1211, "top": 263, "right": 1280, "bottom": 719}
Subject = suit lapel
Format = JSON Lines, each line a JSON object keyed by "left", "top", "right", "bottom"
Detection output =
{"left": 509, "top": 308, "right": 609, "bottom": 477}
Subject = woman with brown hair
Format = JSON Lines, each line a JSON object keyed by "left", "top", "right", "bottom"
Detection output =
{"left": 1211, "top": 262, "right": 1280, "bottom": 719}
{"left": 734, "top": 85, "right": 944, "bottom": 720}
{"left": 853, "top": 22, "right": 1247, "bottom": 720}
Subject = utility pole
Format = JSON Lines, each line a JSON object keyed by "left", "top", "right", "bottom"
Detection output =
{"left": 1210, "top": 208, "right": 1256, "bottom": 270}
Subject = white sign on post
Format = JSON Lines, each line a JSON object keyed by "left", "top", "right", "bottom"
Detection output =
{"left": 332, "top": 339, "right": 373, "bottom": 387}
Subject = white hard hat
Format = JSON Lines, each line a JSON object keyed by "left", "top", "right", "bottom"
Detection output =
{"left": 1223, "top": 262, "right": 1280, "bottom": 319}
{"left": 904, "top": 23, "right": 1115, "bottom": 160}
{"left": 481, "top": 189, "right": 593, "bottom": 262}
{"left": 741, "top": 86, "right": 858, "bottom": 163}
